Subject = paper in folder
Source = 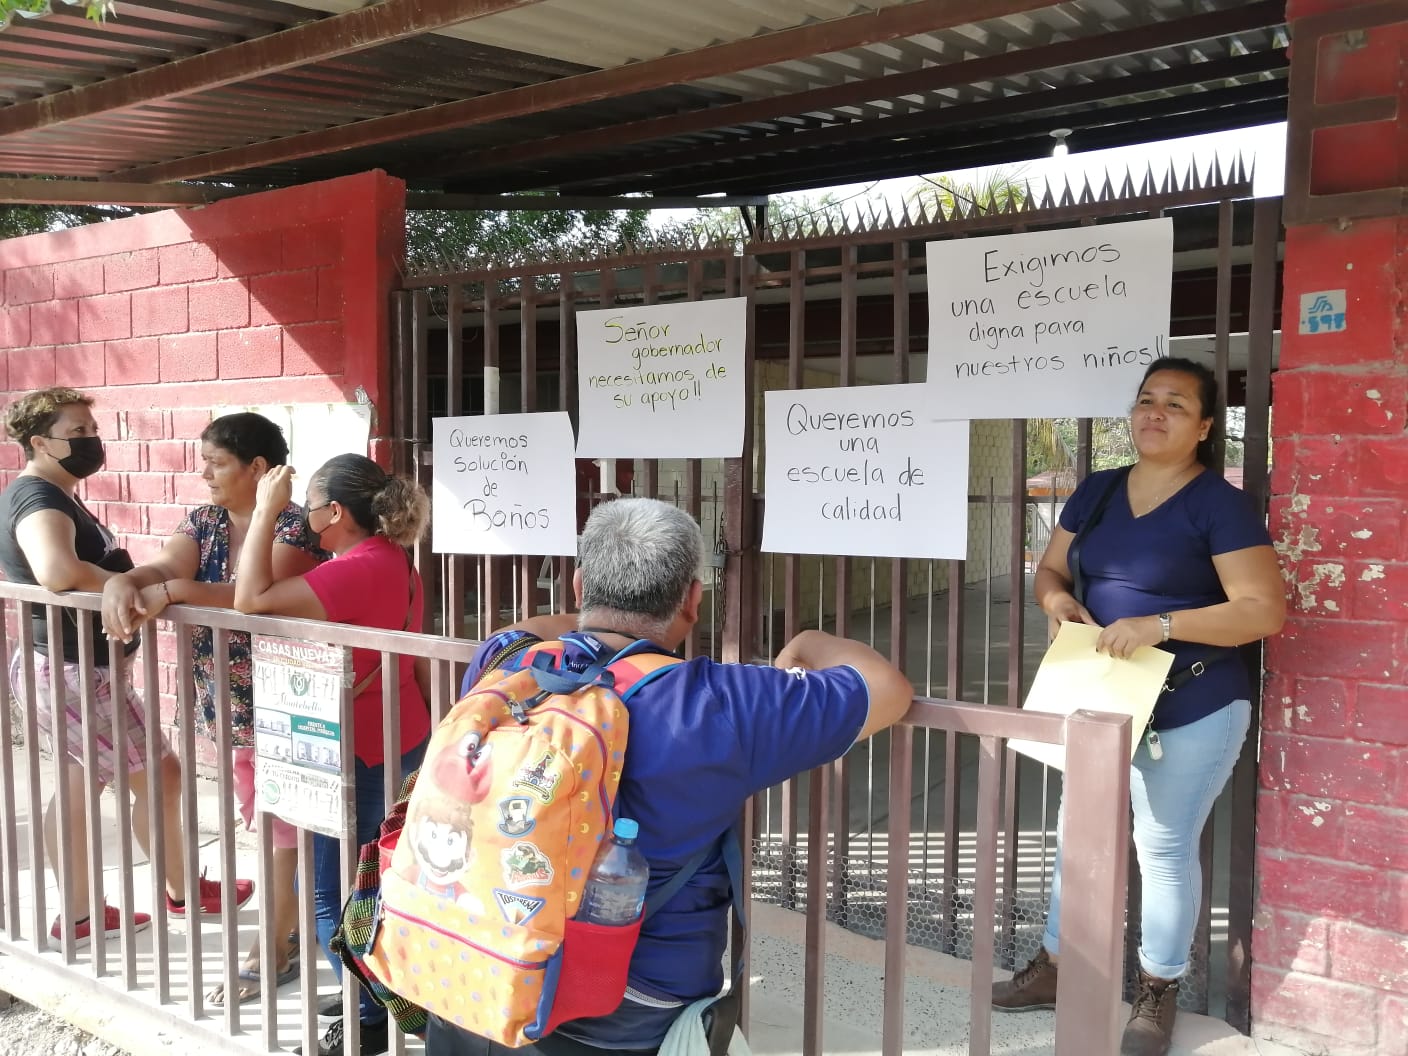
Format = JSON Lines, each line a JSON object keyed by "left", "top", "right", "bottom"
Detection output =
{"left": 1008, "top": 621, "right": 1175, "bottom": 771}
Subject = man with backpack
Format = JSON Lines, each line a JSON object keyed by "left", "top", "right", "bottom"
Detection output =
{"left": 424, "top": 497, "right": 915, "bottom": 1056}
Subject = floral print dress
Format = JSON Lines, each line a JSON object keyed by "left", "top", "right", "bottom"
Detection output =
{"left": 178, "top": 504, "right": 320, "bottom": 747}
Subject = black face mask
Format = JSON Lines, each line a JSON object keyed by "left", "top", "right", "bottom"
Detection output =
{"left": 302, "top": 501, "right": 329, "bottom": 549}
{"left": 47, "top": 435, "right": 105, "bottom": 479}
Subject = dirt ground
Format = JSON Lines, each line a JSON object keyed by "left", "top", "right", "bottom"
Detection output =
{"left": 0, "top": 998, "right": 132, "bottom": 1056}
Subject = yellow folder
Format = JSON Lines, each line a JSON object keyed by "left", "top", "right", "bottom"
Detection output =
{"left": 1009, "top": 621, "right": 1175, "bottom": 771}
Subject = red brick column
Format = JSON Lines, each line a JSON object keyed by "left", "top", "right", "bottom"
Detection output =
{"left": 1257, "top": 6, "right": 1408, "bottom": 1054}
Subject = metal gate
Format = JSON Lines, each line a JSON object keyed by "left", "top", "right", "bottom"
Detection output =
{"left": 389, "top": 162, "right": 1280, "bottom": 1033}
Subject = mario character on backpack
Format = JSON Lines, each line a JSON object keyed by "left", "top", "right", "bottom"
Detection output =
{"left": 398, "top": 734, "right": 493, "bottom": 911}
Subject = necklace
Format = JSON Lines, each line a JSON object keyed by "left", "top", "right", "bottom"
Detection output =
{"left": 1130, "top": 465, "right": 1199, "bottom": 517}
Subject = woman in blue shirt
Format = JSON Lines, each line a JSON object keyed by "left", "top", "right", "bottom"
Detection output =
{"left": 992, "top": 358, "right": 1285, "bottom": 1056}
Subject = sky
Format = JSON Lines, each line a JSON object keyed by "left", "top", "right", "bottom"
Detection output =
{"left": 649, "top": 121, "right": 1288, "bottom": 225}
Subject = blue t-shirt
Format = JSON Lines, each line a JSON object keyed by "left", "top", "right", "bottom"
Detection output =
{"left": 461, "top": 630, "right": 871, "bottom": 1049}
{"left": 1060, "top": 466, "right": 1272, "bottom": 730}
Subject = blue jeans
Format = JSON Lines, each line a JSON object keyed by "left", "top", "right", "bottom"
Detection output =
{"left": 313, "top": 740, "right": 427, "bottom": 1025}
{"left": 1042, "top": 700, "right": 1251, "bottom": 978}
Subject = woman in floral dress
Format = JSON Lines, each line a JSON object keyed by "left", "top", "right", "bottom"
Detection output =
{"left": 102, "top": 412, "right": 322, "bottom": 1004}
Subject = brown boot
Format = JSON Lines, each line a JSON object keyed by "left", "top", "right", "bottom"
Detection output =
{"left": 991, "top": 948, "right": 1058, "bottom": 1012}
{"left": 1121, "top": 969, "right": 1179, "bottom": 1055}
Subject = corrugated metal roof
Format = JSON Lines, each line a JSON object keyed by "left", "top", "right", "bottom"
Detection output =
{"left": 0, "top": 0, "right": 1288, "bottom": 199}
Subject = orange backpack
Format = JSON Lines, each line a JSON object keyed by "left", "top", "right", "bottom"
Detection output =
{"left": 361, "top": 636, "right": 682, "bottom": 1046}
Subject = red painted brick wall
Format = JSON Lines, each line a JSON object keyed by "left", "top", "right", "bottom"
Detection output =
{"left": 0, "top": 169, "right": 405, "bottom": 561}
{"left": 0, "top": 170, "right": 406, "bottom": 753}
{"left": 1258, "top": 6, "right": 1408, "bottom": 1053}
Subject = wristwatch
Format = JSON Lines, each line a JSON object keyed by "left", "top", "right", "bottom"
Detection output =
{"left": 1158, "top": 613, "right": 1172, "bottom": 642}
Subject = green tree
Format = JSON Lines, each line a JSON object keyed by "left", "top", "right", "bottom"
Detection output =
{"left": 907, "top": 166, "right": 1030, "bottom": 218}
{"left": 404, "top": 207, "right": 651, "bottom": 273}
{"left": 0, "top": 0, "right": 112, "bottom": 21}
{"left": 0, "top": 202, "right": 140, "bottom": 240}
{"left": 0, "top": 189, "right": 650, "bottom": 271}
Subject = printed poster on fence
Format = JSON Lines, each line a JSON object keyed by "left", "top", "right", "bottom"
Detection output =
{"left": 252, "top": 635, "right": 352, "bottom": 838}
{"left": 761, "top": 384, "right": 970, "bottom": 560}
{"left": 925, "top": 217, "right": 1174, "bottom": 419}
{"left": 431, "top": 412, "right": 576, "bottom": 555}
{"left": 575, "top": 297, "right": 747, "bottom": 458}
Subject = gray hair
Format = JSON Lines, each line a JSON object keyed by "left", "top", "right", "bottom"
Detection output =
{"left": 578, "top": 498, "right": 704, "bottom": 638}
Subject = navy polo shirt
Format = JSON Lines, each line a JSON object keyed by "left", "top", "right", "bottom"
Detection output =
{"left": 1060, "top": 466, "right": 1273, "bottom": 730}
{"left": 461, "top": 629, "right": 871, "bottom": 1048}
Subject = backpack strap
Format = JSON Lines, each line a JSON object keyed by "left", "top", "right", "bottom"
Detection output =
{"left": 703, "top": 826, "right": 748, "bottom": 1056}
{"left": 1068, "top": 465, "right": 1131, "bottom": 608}
{"left": 611, "top": 650, "right": 685, "bottom": 701}
{"left": 519, "top": 634, "right": 682, "bottom": 699}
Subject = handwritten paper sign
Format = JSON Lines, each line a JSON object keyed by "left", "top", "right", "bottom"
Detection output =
{"left": 576, "top": 297, "right": 747, "bottom": 458}
{"left": 761, "top": 384, "right": 969, "bottom": 560}
{"left": 925, "top": 217, "right": 1174, "bottom": 419}
{"left": 253, "top": 635, "right": 351, "bottom": 838}
{"left": 1008, "top": 621, "right": 1174, "bottom": 771}
{"left": 431, "top": 412, "right": 576, "bottom": 556}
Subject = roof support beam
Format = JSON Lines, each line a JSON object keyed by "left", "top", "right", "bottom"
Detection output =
{"left": 433, "top": 0, "right": 1289, "bottom": 186}
{"left": 0, "top": 0, "right": 549, "bottom": 138}
{"left": 558, "top": 50, "right": 1287, "bottom": 196}
{"left": 0, "top": 177, "right": 248, "bottom": 206}
{"left": 0, "top": 179, "right": 765, "bottom": 212}
{"left": 655, "top": 87, "right": 1288, "bottom": 196}
{"left": 112, "top": 0, "right": 1063, "bottom": 185}
{"left": 405, "top": 193, "right": 768, "bottom": 210}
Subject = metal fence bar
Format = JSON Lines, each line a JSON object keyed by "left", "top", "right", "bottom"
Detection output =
{"left": 830, "top": 243, "right": 858, "bottom": 930}
{"left": 257, "top": 819, "right": 278, "bottom": 1052}
{"left": 0, "top": 603, "right": 17, "bottom": 943}
{"left": 296, "top": 825, "right": 319, "bottom": 1056}
{"left": 519, "top": 284, "right": 540, "bottom": 619}
{"left": 941, "top": 558, "right": 964, "bottom": 956}
{"left": 76, "top": 613, "right": 105, "bottom": 979}
{"left": 882, "top": 234, "right": 913, "bottom": 1056}
{"left": 411, "top": 290, "right": 438, "bottom": 631}
{"left": 17, "top": 605, "right": 45, "bottom": 947}
{"left": 445, "top": 282, "right": 467, "bottom": 642}
{"left": 175, "top": 623, "right": 203, "bottom": 1018}
{"left": 339, "top": 661, "right": 361, "bottom": 1056}
{"left": 108, "top": 644, "right": 137, "bottom": 990}
{"left": 212, "top": 627, "right": 240, "bottom": 1035}
{"left": 968, "top": 733, "right": 1002, "bottom": 1056}
{"left": 882, "top": 722, "right": 912, "bottom": 1056}
{"left": 141, "top": 621, "right": 171, "bottom": 1004}
{"left": 1224, "top": 194, "right": 1281, "bottom": 1031}
{"left": 802, "top": 764, "right": 828, "bottom": 1056}
{"left": 45, "top": 605, "right": 75, "bottom": 964}
{"left": 556, "top": 270, "right": 578, "bottom": 627}
{"left": 778, "top": 245, "right": 806, "bottom": 911}
{"left": 1000, "top": 418, "right": 1027, "bottom": 968}
{"left": 1054, "top": 710, "right": 1132, "bottom": 1055}
{"left": 482, "top": 286, "right": 504, "bottom": 632}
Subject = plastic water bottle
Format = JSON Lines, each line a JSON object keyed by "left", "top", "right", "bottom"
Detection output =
{"left": 578, "top": 818, "right": 650, "bottom": 925}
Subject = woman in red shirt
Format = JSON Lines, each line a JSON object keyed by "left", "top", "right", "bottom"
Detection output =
{"left": 235, "top": 454, "right": 431, "bottom": 1056}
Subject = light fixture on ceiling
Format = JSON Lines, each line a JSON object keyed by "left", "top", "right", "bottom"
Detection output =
{"left": 1050, "top": 128, "right": 1072, "bottom": 157}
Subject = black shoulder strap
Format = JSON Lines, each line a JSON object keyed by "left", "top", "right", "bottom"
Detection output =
{"left": 1068, "top": 466, "right": 1131, "bottom": 607}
